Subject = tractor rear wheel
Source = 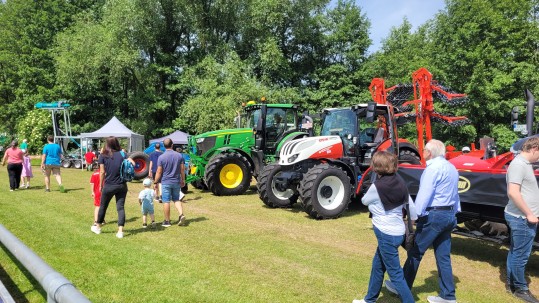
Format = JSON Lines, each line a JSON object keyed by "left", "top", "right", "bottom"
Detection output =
{"left": 205, "top": 153, "right": 252, "bottom": 196}
{"left": 299, "top": 163, "right": 351, "bottom": 219}
{"left": 129, "top": 152, "right": 150, "bottom": 180}
{"left": 257, "top": 163, "right": 298, "bottom": 208}
{"left": 399, "top": 149, "right": 421, "bottom": 165}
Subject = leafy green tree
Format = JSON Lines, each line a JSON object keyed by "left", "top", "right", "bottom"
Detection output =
{"left": 428, "top": 0, "right": 539, "bottom": 150}
{"left": 16, "top": 109, "right": 52, "bottom": 154}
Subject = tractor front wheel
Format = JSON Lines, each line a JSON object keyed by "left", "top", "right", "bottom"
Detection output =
{"left": 299, "top": 163, "right": 351, "bottom": 219}
{"left": 257, "top": 163, "right": 298, "bottom": 208}
{"left": 205, "top": 153, "right": 252, "bottom": 196}
{"left": 399, "top": 149, "right": 421, "bottom": 165}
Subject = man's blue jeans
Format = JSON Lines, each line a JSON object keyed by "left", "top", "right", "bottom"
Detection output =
{"left": 364, "top": 226, "right": 414, "bottom": 303}
{"left": 403, "top": 210, "right": 457, "bottom": 300}
{"left": 505, "top": 212, "right": 537, "bottom": 291}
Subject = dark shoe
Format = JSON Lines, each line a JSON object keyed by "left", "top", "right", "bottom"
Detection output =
{"left": 514, "top": 289, "right": 539, "bottom": 303}
{"left": 142, "top": 223, "right": 147, "bottom": 228}
{"left": 506, "top": 284, "right": 515, "bottom": 294}
{"left": 162, "top": 221, "right": 171, "bottom": 227}
{"left": 178, "top": 215, "right": 186, "bottom": 226}
{"left": 45, "top": 188, "right": 50, "bottom": 192}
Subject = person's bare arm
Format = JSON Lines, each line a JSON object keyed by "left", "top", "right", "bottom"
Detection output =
{"left": 154, "top": 166, "right": 163, "bottom": 190}
{"left": 508, "top": 182, "right": 538, "bottom": 224}
{"left": 180, "top": 163, "right": 186, "bottom": 187}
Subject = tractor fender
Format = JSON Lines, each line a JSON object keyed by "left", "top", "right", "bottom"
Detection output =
{"left": 275, "top": 131, "right": 310, "bottom": 157}
{"left": 322, "top": 158, "right": 356, "bottom": 187}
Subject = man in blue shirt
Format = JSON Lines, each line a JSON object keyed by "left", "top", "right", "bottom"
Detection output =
{"left": 386, "top": 139, "right": 460, "bottom": 303}
{"left": 153, "top": 138, "right": 186, "bottom": 227}
{"left": 41, "top": 135, "right": 64, "bottom": 193}
{"left": 148, "top": 143, "right": 163, "bottom": 202}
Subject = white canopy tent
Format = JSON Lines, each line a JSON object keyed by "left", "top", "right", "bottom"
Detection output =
{"left": 80, "top": 116, "right": 144, "bottom": 153}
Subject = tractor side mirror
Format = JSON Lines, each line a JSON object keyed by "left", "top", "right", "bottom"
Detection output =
{"left": 366, "top": 102, "right": 376, "bottom": 123}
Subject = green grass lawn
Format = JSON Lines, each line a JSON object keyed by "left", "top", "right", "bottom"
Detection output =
{"left": 0, "top": 166, "right": 537, "bottom": 302}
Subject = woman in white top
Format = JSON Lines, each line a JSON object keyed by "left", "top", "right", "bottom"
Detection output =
{"left": 353, "top": 151, "right": 417, "bottom": 303}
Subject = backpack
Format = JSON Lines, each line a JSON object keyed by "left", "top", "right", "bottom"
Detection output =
{"left": 119, "top": 151, "right": 135, "bottom": 182}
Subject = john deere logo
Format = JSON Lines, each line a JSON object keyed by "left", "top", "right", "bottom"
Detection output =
{"left": 458, "top": 176, "right": 471, "bottom": 193}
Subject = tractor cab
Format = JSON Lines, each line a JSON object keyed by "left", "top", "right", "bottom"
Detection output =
{"left": 319, "top": 103, "right": 397, "bottom": 168}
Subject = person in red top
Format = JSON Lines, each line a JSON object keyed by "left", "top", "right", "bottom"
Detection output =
{"left": 2, "top": 140, "right": 24, "bottom": 191}
{"left": 90, "top": 165, "right": 102, "bottom": 225}
{"left": 85, "top": 147, "right": 96, "bottom": 171}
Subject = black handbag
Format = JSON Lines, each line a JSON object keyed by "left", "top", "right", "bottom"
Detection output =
{"left": 402, "top": 202, "right": 416, "bottom": 251}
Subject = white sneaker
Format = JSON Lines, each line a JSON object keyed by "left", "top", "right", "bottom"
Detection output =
{"left": 427, "top": 296, "right": 457, "bottom": 303}
{"left": 352, "top": 299, "right": 366, "bottom": 303}
{"left": 116, "top": 232, "right": 124, "bottom": 239}
{"left": 91, "top": 225, "right": 101, "bottom": 234}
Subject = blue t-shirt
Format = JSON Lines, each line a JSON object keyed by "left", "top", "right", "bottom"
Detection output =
{"left": 157, "top": 150, "right": 185, "bottom": 185}
{"left": 149, "top": 150, "right": 163, "bottom": 174}
{"left": 42, "top": 143, "right": 62, "bottom": 165}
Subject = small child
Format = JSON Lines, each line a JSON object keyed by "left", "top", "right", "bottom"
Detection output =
{"left": 20, "top": 151, "right": 33, "bottom": 189}
{"left": 90, "top": 166, "right": 102, "bottom": 225}
{"left": 139, "top": 178, "right": 156, "bottom": 228}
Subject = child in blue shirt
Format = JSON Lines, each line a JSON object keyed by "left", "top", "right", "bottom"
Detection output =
{"left": 139, "top": 178, "right": 156, "bottom": 228}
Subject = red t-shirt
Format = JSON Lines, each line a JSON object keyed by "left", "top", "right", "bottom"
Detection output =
{"left": 90, "top": 172, "right": 101, "bottom": 204}
{"left": 85, "top": 151, "right": 95, "bottom": 164}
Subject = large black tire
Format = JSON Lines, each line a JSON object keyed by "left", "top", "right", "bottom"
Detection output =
{"left": 61, "top": 160, "right": 71, "bottom": 168}
{"left": 129, "top": 152, "right": 150, "bottom": 180}
{"left": 299, "top": 163, "right": 351, "bottom": 219}
{"left": 399, "top": 149, "right": 421, "bottom": 165}
{"left": 192, "top": 179, "right": 208, "bottom": 190}
{"left": 257, "top": 163, "right": 298, "bottom": 208}
{"left": 205, "top": 153, "right": 252, "bottom": 196}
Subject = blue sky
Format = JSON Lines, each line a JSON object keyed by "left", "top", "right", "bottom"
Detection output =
{"left": 356, "top": 0, "right": 446, "bottom": 53}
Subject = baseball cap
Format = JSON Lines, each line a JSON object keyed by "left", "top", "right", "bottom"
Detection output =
{"left": 462, "top": 146, "right": 471, "bottom": 153}
{"left": 143, "top": 178, "right": 152, "bottom": 186}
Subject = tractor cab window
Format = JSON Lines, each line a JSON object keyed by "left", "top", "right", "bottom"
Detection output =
{"left": 243, "top": 108, "right": 261, "bottom": 129}
{"left": 321, "top": 109, "right": 357, "bottom": 137}
{"left": 265, "top": 107, "right": 297, "bottom": 149}
{"left": 321, "top": 109, "right": 357, "bottom": 155}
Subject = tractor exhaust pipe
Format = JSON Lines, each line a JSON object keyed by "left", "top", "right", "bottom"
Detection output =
{"left": 525, "top": 89, "right": 535, "bottom": 136}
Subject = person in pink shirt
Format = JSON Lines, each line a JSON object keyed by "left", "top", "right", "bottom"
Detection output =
{"left": 2, "top": 140, "right": 24, "bottom": 191}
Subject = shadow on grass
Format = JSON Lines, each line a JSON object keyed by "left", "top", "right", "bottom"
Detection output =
{"left": 126, "top": 216, "right": 209, "bottom": 235}
{"left": 411, "top": 270, "right": 461, "bottom": 301}
{"left": 452, "top": 236, "right": 539, "bottom": 285}
{"left": 0, "top": 243, "right": 45, "bottom": 302}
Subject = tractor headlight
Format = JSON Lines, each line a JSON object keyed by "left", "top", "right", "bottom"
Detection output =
{"left": 288, "top": 153, "right": 299, "bottom": 163}
{"left": 196, "top": 138, "right": 205, "bottom": 144}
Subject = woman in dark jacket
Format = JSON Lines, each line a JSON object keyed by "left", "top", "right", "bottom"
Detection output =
{"left": 90, "top": 136, "right": 134, "bottom": 239}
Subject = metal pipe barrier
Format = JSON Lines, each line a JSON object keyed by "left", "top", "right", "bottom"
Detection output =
{"left": 0, "top": 224, "right": 91, "bottom": 303}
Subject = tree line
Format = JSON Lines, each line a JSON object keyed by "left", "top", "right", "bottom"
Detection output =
{"left": 0, "top": 0, "right": 538, "bottom": 153}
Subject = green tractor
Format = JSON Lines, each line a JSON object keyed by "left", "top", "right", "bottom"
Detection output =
{"left": 186, "top": 101, "right": 312, "bottom": 196}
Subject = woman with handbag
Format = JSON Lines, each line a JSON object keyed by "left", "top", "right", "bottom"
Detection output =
{"left": 353, "top": 151, "right": 418, "bottom": 303}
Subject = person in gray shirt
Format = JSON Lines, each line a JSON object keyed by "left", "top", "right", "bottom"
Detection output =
{"left": 504, "top": 136, "right": 539, "bottom": 303}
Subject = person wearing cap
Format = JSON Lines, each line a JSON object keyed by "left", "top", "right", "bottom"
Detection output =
{"left": 2, "top": 140, "right": 24, "bottom": 191}
{"left": 462, "top": 146, "right": 470, "bottom": 154}
{"left": 138, "top": 178, "right": 156, "bottom": 228}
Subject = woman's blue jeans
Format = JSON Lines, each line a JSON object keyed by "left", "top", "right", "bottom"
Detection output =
{"left": 364, "top": 226, "right": 415, "bottom": 303}
{"left": 505, "top": 212, "right": 537, "bottom": 291}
